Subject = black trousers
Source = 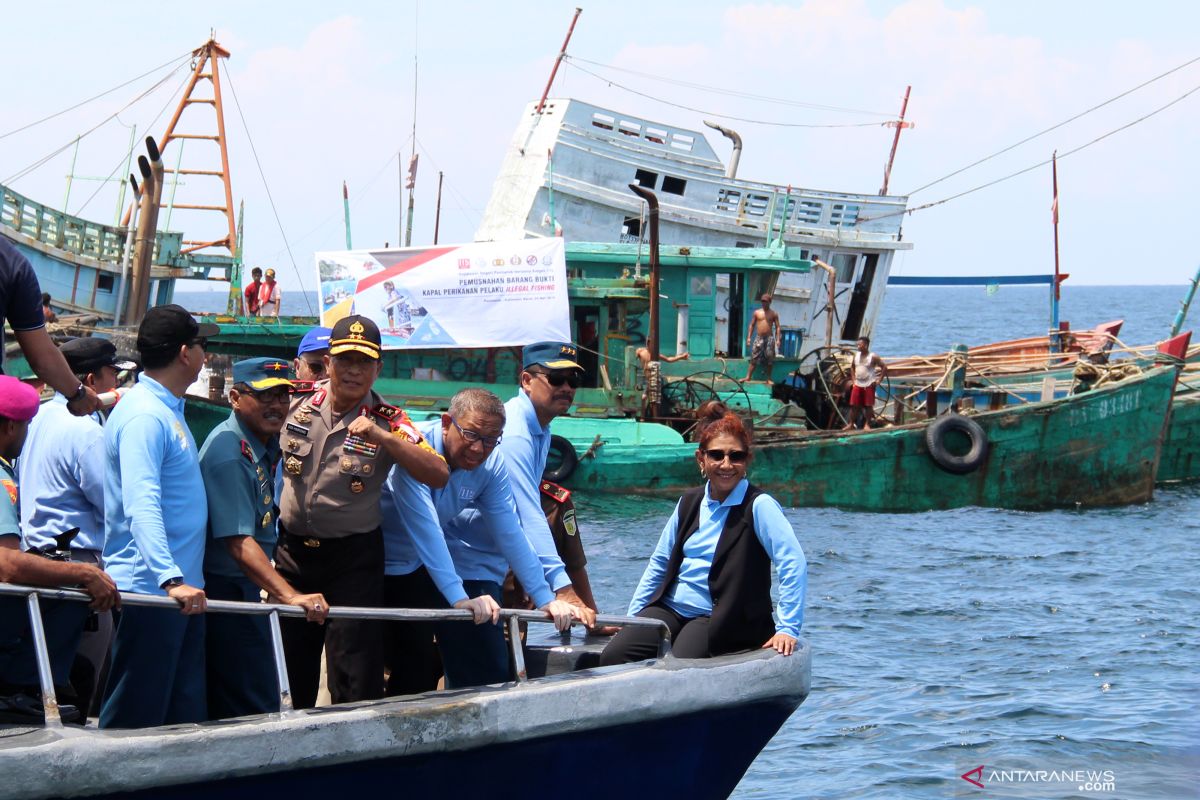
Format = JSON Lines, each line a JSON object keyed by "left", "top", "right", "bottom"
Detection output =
{"left": 382, "top": 567, "right": 444, "bottom": 697}
{"left": 599, "top": 603, "right": 711, "bottom": 666}
{"left": 274, "top": 526, "right": 384, "bottom": 708}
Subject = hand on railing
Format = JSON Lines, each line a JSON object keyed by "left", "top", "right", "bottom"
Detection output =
{"left": 285, "top": 593, "right": 329, "bottom": 624}
{"left": 79, "top": 566, "right": 120, "bottom": 611}
{"left": 539, "top": 599, "right": 578, "bottom": 632}
{"left": 762, "top": 633, "right": 798, "bottom": 656}
{"left": 166, "top": 583, "right": 207, "bottom": 615}
{"left": 455, "top": 595, "right": 501, "bottom": 625}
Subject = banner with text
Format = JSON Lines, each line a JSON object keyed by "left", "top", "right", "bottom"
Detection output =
{"left": 315, "top": 239, "right": 569, "bottom": 349}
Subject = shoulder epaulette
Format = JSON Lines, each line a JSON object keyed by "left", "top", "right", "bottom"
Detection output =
{"left": 291, "top": 380, "right": 318, "bottom": 394}
{"left": 540, "top": 480, "right": 571, "bottom": 503}
{"left": 371, "top": 402, "right": 402, "bottom": 422}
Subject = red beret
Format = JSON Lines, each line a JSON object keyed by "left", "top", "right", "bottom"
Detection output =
{"left": 0, "top": 376, "right": 41, "bottom": 422}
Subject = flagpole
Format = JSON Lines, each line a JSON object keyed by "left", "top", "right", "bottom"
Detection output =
{"left": 1051, "top": 150, "right": 1061, "bottom": 333}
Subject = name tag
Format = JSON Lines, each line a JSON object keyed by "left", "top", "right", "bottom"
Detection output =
{"left": 286, "top": 422, "right": 310, "bottom": 437}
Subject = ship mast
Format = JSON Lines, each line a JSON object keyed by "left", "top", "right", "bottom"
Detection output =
{"left": 879, "top": 86, "right": 913, "bottom": 196}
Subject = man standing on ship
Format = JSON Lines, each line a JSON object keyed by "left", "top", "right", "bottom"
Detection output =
{"left": 844, "top": 336, "right": 887, "bottom": 430}
{"left": 498, "top": 342, "right": 600, "bottom": 627}
{"left": 243, "top": 267, "right": 263, "bottom": 317}
{"left": 274, "top": 315, "right": 448, "bottom": 707}
{"left": 99, "top": 305, "right": 217, "bottom": 729}
{"left": 258, "top": 268, "right": 281, "bottom": 318}
{"left": 744, "top": 293, "right": 781, "bottom": 383}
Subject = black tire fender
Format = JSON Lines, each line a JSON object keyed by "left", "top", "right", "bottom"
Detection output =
{"left": 925, "top": 413, "right": 989, "bottom": 474}
{"left": 543, "top": 434, "right": 579, "bottom": 483}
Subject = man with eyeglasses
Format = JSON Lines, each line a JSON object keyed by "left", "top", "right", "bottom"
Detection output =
{"left": 292, "top": 326, "right": 331, "bottom": 381}
{"left": 274, "top": 314, "right": 448, "bottom": 707}
{"left": 381, "top": 388, "right": 579, "bottom": 692}
{"left": 100, "top": 305, "right": 218, "bottom": 728}
{"left": 499, "top": 342, "right": 601, "bottom": 629}
{"left": 198, "top": 358, "right": 329, "bottom": 719}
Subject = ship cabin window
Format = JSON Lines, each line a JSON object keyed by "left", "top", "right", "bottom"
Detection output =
{"left": 670, "top": 133, "right": 694, "bottom": 152}
{"left": 830, "top": 203, "right": 860, "bottom": 227}
{"left": 618, "top": 120, "right": 642, "bottom": 138}
{"left": 634, "top": 169, "right": 658, "bottom": 189}
{"left": 661, "top": 176, "right": 687, "bottom": 196}
{"left": 645, "top": 127, "right": 668, "bottom": 144}
{"left": 735, "top": 241, "right": 756, "bottom": 249}
{"left": 744, "top": 193, "right": 770, "bottom": 217}
{"left": 97, "top": 274, "right": 115, "bottom": 292}
{"left": 591, "top": 113, "right": 615, "bottom": 131}
{"left": 622, "top": 217, "right": 642, "bottom": 238}
{"left": 832, "top": 253, "right": 857, "bottom": 284}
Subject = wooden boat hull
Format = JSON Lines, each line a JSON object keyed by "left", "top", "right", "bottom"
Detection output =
{"left": 0, "top": 646, "right": 808, "bottom": 800}
{"left": 563, "top": 367, "right": 1177, "bottom": 512}
{"left": 1158, "top": 390, "right": 1200, "bottom": 483}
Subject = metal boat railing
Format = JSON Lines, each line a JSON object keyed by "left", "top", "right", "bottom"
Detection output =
{"left": 0, "top": 582, "right": 670, "bottom": 729}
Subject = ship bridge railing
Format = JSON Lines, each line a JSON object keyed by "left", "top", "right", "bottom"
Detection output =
{"left": 1, "top": 182, "right": 182, "bottom": 268}
{"left": 0, "top": 581, "right": 671, "bottom": 728}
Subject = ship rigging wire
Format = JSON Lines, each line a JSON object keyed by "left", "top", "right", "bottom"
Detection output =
{"left": 223, "top": 69, "right": 315, "bottom": 316}
{"left": 562, "top": 59, "right": 884, "bottom": 128}
{"left": 564, "top": 55, "right": 894, "bottom": 117}
{"left": 861, "top": 79, "right": 1200, "bottom": 223}
{"left": 907, "top": 52, "right": 1200, "bottom": 195}
{"left": 3, "top": 64, "right": 192, "bottom": 186}
{"left": 0, "top": 50, "right": 193, "bottom": 141}
{"left": 71, "top": 72, "right": 194, "bottom": 218}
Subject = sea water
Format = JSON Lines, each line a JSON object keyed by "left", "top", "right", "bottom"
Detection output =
{"left": 177, "top": 285, "right": 1199, "bottom": 798}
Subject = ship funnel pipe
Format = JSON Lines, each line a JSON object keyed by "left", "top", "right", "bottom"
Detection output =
{"left": 704, "top": 120, "right": 742, "bottom": 179}
{"left": 629, "top": 183, "right": 662, "bottom": 418}
{"left": 128, "top": 154, "right": 158, "bottom": 325}
{"left": 130, "top": 139, "right": 165, "bottom": 323}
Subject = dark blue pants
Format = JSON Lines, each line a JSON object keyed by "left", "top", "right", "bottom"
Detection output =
{"left": 434, "top": 580, "right": 508, "bottom": 689}
{"left": 0, "top": 595, "right": 89, "bottom": 690}
{"left": 204, "top": 573, "right": 279, "bottom": 719}
{"left": 99, "top": 605, "right": 206, "bottom": 729}
{"left": 383, "top": 567, "right": 444, "bottom": 697}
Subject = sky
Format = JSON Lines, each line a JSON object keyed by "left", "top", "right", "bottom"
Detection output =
{"left": 3, "top": 1, "right": 1198, "bottom": 295}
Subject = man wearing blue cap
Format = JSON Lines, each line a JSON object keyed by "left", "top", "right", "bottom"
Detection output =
{"left": 499, "top": 342, "right": 601, "bottom": 628}
{"left": 293, "top": 326, "right": 331, "bottom": 382}
{"left": 0, "top": 375, "right": 119, "bottom": 725}
{"left": 199, "top": 358, "right": 328, "bottom": 719}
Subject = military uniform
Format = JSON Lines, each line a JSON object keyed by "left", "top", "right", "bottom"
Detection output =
{"left": 502, "top": 480, "right": 588, "bottom": 609}
{"left": 274, "top": 377, "right": 436, "bottom": 707}
{"left": 199, "top": 408, "right": 283, "bottom": 719}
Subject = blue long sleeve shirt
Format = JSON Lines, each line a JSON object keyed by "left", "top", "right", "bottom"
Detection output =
{"left": 382, "top": 419, "right": 555, "bottom": 609}
{"left": 18, "top": 394, "right": 106, "bottom": 552}
{"left": 498, "top": 391, "right": 570, "bottom": 592}
{"left": 628, "top": 479, "right": 807, "bottom": 638}
{"left": 102, "top": 375, "right": 208, "bottom": 593}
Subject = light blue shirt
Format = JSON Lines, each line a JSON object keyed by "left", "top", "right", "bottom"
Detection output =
{"left": 103, "top": 374, "right": 208, "bottom": 593}
{"left": 628, "top": 480, "right": 808, "bottom": 639}
{"left": 18, "top": 394, "right": 106, "bottom": 552}
{"left": 498, "top": 391, "right": 569, "bottom": 592}
{"left": 382, "top": 419, "right": 556, "bottom": 609}
{"left": 199, "top": 411, "right": 281, "bottom": 579}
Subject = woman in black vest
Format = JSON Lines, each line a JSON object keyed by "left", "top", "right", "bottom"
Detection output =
{"left": 600, "top": 404, "right": 807, "bottom": 663}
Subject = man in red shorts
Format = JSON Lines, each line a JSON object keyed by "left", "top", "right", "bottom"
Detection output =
{"left": 844, "top": 336, "right": 887, "bottom": 430}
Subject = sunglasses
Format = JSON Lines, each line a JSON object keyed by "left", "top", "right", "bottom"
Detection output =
{"left": 450, "top": 417, "right": 502, "bottom": 448}
{"left": 249, "top": 388, "right": 291, "bottom": 405}
{"left": 703, "top": 448, "right": 749, "bottom": 464}
{"left": 532, "top": 371, "right": 583, "bottom": 389}
{"left": 301, "top": 360, "right": 326, "bottom": 374}
{"left": 188, "top": 336, "right": 209, "bottom": 352}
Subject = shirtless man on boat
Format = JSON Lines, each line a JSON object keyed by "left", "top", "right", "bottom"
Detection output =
{"left": 744, "top": 294, "right": 781, "bottom": 383}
